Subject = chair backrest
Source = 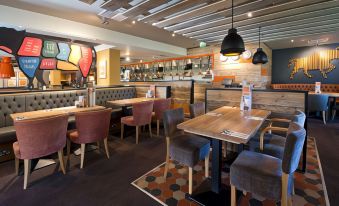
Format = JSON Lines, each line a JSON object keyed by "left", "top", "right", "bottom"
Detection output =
{"left": 153, "top": 98, "right": 171, "bottom": 120}
{"left": 282, "top": 122, "right": 306, "bottom": 174}
{"left": 189, "top": 102, "right": 205, "bottom": 118}
{"left": 163, "top": 108, "right": 185, "bottom": 138}
{"left": 132, "top": 101, "right": 154, "bottom": 125}
{"left": 308, "top": 94, "right": 329, "bottom": 112}
{"left": 292, "top": 110, "right": 306, "bottom": 127}
{"left": 14, "top": 114, "right": 69, "bottom": 159}
{"left": 76, "top": 108, "right": 112, "bottom": 143}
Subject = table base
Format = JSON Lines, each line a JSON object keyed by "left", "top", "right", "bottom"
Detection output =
{"left": 186, "top": 179, "right": 241, "bottom": 206}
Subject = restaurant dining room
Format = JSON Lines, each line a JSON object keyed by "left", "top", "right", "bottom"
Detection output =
{"left": 0, "top": 0, "right": 338, "bottom": 206}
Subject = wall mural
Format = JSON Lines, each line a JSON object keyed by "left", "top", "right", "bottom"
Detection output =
{"left": 0, "top": 27, "right": 96, "bottom": 89}
{"left": 288, "top": 47, "right": 339, "bottom": 79}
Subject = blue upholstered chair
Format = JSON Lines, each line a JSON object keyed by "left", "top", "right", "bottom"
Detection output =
{"left": 258, "top": 110, "right": 306, "bottom": 159}
{"left": 308, "top": 94, "right": 329, "bottom": 124}
{"left": 163, "top": 108, "right": 210, "bottom": 195}
{"left": 230, "top": 122, "right": 306, "bottom": 206}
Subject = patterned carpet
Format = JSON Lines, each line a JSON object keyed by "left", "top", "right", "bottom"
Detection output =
{"left": 132, "top": 138, "right": 328, "bottom": 206}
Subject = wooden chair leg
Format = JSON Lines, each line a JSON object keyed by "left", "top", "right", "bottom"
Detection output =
{"left": 164, "top": 137, "right": 170, "bottom": 178}
{"left": 288, "top": 197, "right": 292, "bottom": 206}
{"left": 23, "top": 159, "right": 31, "bottom": 190}
{"left": 188, "top": 167, "right": 193, "bottom": 195}
{"left": 157, "top": 120, "right": 160, "bottom": 136}
{"left": 322, "top": 111, "right": 326, "bottom": 125}
{"left": 104, "top": 138, "right": 110, "bottom": 159}
{"left": 204, "top": 152, "right": 209, "bottom": 178}
{"left": 223, "top": 142, "right": 227, "bottom": 158}
{"left": 80, "top": 144, "right": 86, "bottom": 169}
{"left": 58, "top": 150, "right": 66, "bottom": 174}
{"left": 332, "top": 110, "right": 336, "bottom": 120}
{"left": 15, "top": 157, "right": 19, "bottom": 175}
{"left": 121, "top": 123, "right": 124, "bottom": 139}
{"left": 281, "top": 173, "right": 289, "bottom": 206}
{"left": 231, "top": 185, "right": 236, "bottom": 206}
{"left": 66, "top": 139, "right": 71, "bottom": 166}
{"left": 136, "top": 126, "right": 139, "bottom": 144}
{"left": 148, "top": 123, "right": 152, "bottom": 138}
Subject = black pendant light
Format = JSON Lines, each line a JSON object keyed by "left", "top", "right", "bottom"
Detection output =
{"left": 252, "top": 26, "right": 268, "bottom": 64}
{"left": 220, "top": 0, "right": 245, "bottom": 56}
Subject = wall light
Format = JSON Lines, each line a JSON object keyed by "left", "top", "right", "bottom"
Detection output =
{"left": 247, "top": 12, "right": 253, "bottom": 17}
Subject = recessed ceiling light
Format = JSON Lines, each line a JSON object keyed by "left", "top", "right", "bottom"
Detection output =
{"left": 126, "top": 57, "right": 131, "bottom": 61}
{"left": 140, "top": 60, "right": 143, "bottom": 63}
{"left": 291, "top": 39, "right": 294, "bottom": 43}
{"left": 172, "top": 33, "right": 175, "bottom": 37}
{"left": 152, "top": 23, "right": 156, "bottom": 26}
{"left": 247, "top": 12, "right": 253, "bottom": 17}
{"left": 132, "top": 20, "right": 136, "bottom": 24}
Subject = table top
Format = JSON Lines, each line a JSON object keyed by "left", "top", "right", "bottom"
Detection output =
{"left": 177, "top": 106, "right": 271, "bottom": 144}
{"left": 308, "top": 92, "right": 339, "bottom": 98}
{"left": 107, "top": 97, "right": 162, "bottom": 107}
{"left": 10, "top": 105, "right": 106, "bottom": 121}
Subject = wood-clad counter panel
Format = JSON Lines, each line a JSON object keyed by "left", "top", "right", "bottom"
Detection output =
{"left": 122, "top": 81, "right": 192, "bottom": 113}
{"left": 206, "top": 89, "right": 306, "bottom": 114}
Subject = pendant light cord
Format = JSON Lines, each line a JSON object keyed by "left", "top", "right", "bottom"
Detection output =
{"left": 231, "top": 0, "right": 234, "bottom": 28}
{"left": 259, "top": 26, "right": 261, "bottom": 47}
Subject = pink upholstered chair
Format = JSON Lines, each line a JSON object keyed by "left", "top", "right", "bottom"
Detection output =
{"left": 13, "top": 114, "right": 69, "bottom": 190}
{"left": 67, "top": 108, "right": 112, "bottom": 169}
{"left": 153, "top": 98, "right": 171, "bottom": 136}
{"left": 121, "top": 101, "right": 154, "bottom": 144}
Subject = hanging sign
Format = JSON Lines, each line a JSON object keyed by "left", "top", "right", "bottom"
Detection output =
{"left": 78, "top": 47, "right": 93, "bottom": 78}
{"left": 57, "top": 43, "right": 71, "bottom": 61}
{"left": 42, "top": 41, "right": 59, "bottom": 58}
{"left": 18, "top": 57, "right": 40, "bottom": 78}
{"left": 57, "top": 60, "right": 79, "bottom": 71}
{"left": 69, "top": 45, "right": 81, "bottom": 65}
{"left": 40, "top": 58, "right": 57, "bottom": 70}
{"left": 17, "top": 37, "right": 42, "bottom": 56}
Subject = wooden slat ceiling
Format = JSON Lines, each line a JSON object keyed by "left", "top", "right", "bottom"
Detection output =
{"left": 95, "top": 0, "right": 339, "bottom": 44}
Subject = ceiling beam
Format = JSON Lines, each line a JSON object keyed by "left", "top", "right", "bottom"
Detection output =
{"left": 122, "top": 0, "right": 168, "bottom": 19}
{"left": 101, "top": 0, "right": 132, "bottom": 11}
{"left": 177, "top": 0, "right": 335, "bottom": 35}
{"left": 182, "top": 5, "right": 339, "bottom": 37}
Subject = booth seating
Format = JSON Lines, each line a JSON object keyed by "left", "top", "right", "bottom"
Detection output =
{"left": 0, "top": 86, "right": 138, "bottom": 162}
{"left": 271, "top": 83, "right": 339, "bottom": 93}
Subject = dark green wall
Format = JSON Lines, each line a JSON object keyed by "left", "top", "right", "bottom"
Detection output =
{"left": 272, "top": 43, "right": 339, "bottom": 84}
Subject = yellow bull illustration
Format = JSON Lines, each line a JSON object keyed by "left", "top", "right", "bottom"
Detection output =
{"left": 288, "top": 47, "right": 339, "bottom": 79}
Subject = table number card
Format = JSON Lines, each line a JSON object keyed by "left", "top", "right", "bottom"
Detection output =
{"left": 240, "top": 84, "right": 252, "bottom": 111}
{"left": 315, "top": 82, "right": 321, "bottom": 94}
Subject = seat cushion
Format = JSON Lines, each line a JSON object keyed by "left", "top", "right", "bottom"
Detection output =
{"left": 13, "top": 141, "right": 20, "bottom": 159}
{"left": 230, "top": 150, "right": 292, "bottom": 200}
{"left": 249, "top": 133, "right": 285, "bottom": 159}
{"left": 67, "top": 129, "right": 80, "bottom": 144}
{"left": 121, "top": 116, "right": 136, "bottom": 126}
{"left": 0, "top": 126, "right": 16, "bottom": 144}
{"left": 170, "top": 134, "right": 210, "bottom": 168}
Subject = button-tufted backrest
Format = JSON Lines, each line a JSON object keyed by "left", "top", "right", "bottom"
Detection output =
{"left": 95, "top": 87, "right": 136, "bottom": 107}
{"left": 25, "top": 90, "right": 87, "bottom": 112}
{"left": 0, "top": 95, "right": 26, "bottom": 127}
{"left": 271, "top": 84, "right": 339, "bottom": 92}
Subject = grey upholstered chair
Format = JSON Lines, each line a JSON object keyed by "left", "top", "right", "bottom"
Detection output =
{"left": 189, "top": 102, "right": 205, "bottom": 119}
{"left": 163, "top": 108, "right": 210, "bottom": 195}
{"left": 257, "top": 110, "right": 306, "bottom": 159}
{"left": 308, "top": 94, "right": 329, "bottom": 124}
{"left": 230, "top": 122, "right": 306, "bottom": 206}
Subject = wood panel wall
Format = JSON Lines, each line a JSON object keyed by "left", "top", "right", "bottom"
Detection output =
{"left": 134, "top": 86, "right": 169, "bottom": 99}
{"left": 206, "top": 89, "right": 306, "bottom": 114}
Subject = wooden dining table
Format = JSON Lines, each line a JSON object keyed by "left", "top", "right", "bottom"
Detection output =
{"left": 10, "top": 105, "right": 106, "bottom": 120}
{"left": 107, "top": 97, "right": 162, "bottom": 115}
{"left": 177, "top": 106, "right": 271, "bottom": 206}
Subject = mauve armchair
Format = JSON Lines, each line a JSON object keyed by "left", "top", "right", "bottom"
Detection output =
{"left": 13, "top": 114, "right": 69, "bottom": 189}
{"left": 231, "top": 122, "right": 306, "bottom": 206}
{"left": 308, "top": 93, "right": 329, "bottom": 124}
{"left": 121, "top": 101, "right": 154, "bottom": 144}
{"left": 153, "top": 98, "right": 171, "bottom": 136}
{"left": 67, "top": 108, "right": 112, "bottom": 169}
